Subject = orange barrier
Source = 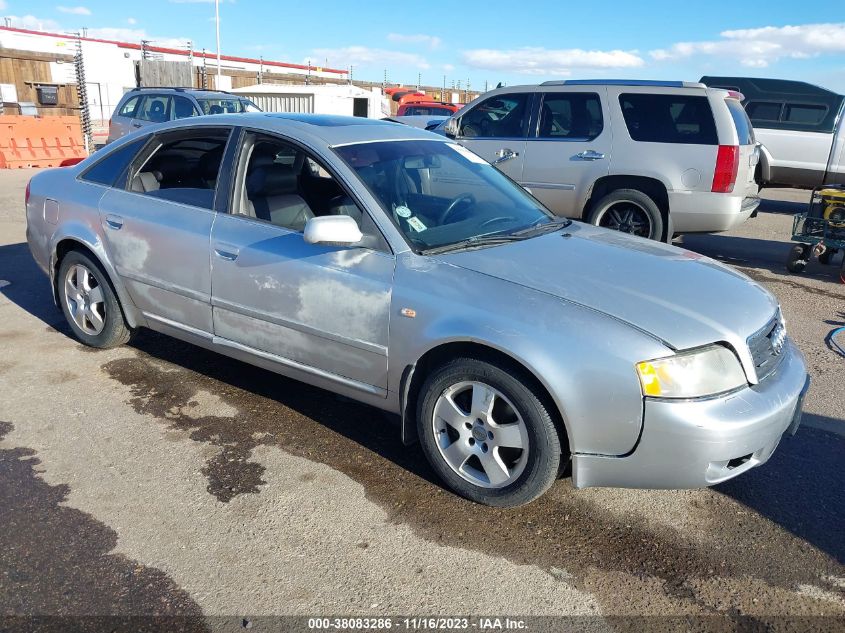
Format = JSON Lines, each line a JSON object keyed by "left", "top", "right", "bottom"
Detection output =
{"left": 0, "top": 115, "right": 87, "bottom": 168}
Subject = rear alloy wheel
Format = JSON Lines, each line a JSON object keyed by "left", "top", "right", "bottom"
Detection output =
{"left": 58, "top": 250, "right": 131, "bottom": 348}
{"left": 588, "top": 189, "right": 664, "bottom": 241}
{"left": 417, "top": 358, "right": 563, "bottom": 507}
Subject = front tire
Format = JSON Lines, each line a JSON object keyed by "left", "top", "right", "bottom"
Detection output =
{"left": 417, "top": 358, "right": 563, "bottom": 507}
{"left": 58, "top": 250, "right": 131, "bottom": 349}
{"left": 588, "top": 189, "right": 665, "bottom": 241}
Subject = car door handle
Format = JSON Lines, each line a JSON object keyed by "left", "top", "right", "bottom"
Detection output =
{"left": 576, "top": 150, "right": 605, "bottom": 160}
{"left": 493, "top": 148, "right": 519, "bottom": 165}
{"left": 132, "top": 122, "right": 142, "bottom": 128}
{"left": 213, "top": 245, "right": 239, "bottom": 261}
{"left": 104, "top": 214, "right": 123, "bottom": 230}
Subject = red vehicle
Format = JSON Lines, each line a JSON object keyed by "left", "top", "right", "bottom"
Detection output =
{"left": 397, "top": 102, "right": 460, "bottom": 116}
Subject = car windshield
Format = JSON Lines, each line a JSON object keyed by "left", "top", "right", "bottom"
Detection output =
{"left": 197, "top": 98, "right": 248, "bottom": 114}
{"left": 334, "top": 140, "right": 560, "bottom": 251}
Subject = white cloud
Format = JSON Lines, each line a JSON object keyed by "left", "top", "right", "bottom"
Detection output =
{"left": 387, "top": 33, "right": 441, "bottom": 49}
{"left": 127, "top": 17, "right": 137, "bottom": 25}
{"left": 310, "top": 46, "right": 430, "bottom": 70}
{"left": 0, "top": 1, "right": 8, "bottom": 10}
{"left": 650, "top": 23, "right": 845, "bottom": 68}
{"left": 57, "top": 6, "right": 92, "bottom": 15}
{"left": 461, "top": 47, "right": 644, "bottom": 76}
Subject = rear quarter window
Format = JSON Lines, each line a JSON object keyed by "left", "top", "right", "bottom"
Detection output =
{"left": 619, "top": 93, "right": 717, "bottom": 145}
{"left": 726, "top": 99, "right": 755, "bottom": 145}
{"left": 80, "top": 137, "right": 148, "bottom": 187}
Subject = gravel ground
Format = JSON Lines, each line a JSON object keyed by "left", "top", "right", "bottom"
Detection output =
{"left": 0, "top": 169, "right": 842, "bottom": 632}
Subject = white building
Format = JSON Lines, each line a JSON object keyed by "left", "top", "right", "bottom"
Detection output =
{"left": 0, "top": 25, "right": 348, "bottom": 139}
{"left": 232, "top": 83, "right": 390, "bottom": 119}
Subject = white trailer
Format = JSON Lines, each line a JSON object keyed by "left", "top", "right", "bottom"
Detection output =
{"left": 232, "top": 84, "right": 390, "bottom": 119}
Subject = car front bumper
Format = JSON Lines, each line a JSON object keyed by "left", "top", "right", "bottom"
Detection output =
{"left": 572, "top": 339, "right": 808, "bottom": 489}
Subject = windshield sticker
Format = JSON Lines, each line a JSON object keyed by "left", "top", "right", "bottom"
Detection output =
{"left": 396, "top": 205, "right": 412, "bottom": 218}
{"left": 447, "top": 144, "right": 489, "bottom": 165}
{"left": 407, "top": 216, "right": 427, "bottom": 232}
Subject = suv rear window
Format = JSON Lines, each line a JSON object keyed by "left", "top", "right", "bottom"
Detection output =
{"left": 619, "top": 94, "right": 717, "bottom": 145}
{"left": 726, "top": 99, "right": 754, "bottom": 145}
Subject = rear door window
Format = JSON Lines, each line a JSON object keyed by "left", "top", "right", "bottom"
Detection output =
{"left": 136, "top": 95, "right": 172, "bottom": 123}
{"left": 537, "top": 92, "right": 603, "bottom": 140}
{"left": 726, "top": 99, "right": 754, "bottom": 145}
{"left": 619, "top": 93, "right": 717, "bottom": 144}
{"left": 128, "top": 129, "right": 231, "bottom": 209}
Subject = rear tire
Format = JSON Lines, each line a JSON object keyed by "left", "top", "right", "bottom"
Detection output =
{"left": 588, "top": 189, "right": 664, "bottom": 241}
{"left": 416, "top": 358, "right": 563, "bottom": 507}
{"left": 58, "top": 250, "right": 131, "bottom": 349}
{"left": 786, "top": 244, "right": 810, "bottom": 274}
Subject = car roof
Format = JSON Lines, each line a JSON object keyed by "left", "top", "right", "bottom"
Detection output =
{"left": 138, "top": 112, "right": 445, "bottom": 146}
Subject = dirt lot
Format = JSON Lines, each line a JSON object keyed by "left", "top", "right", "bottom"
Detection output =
{"left": 0, "top": 169, "right": 842, "bottom": 632}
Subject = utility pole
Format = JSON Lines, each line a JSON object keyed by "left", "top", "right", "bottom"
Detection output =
{"left": 306, "top": 59, "right": 311, "bottom": 85}
{"left": 465, "top": 79, "right": 469, "bottom": 104}
{"left": 200, "top": 48, "right": 208, "bottom": 89}
{"left": 215, "top": 0, "right": 222, "bottom": 84}
{"left": 348, "top": 65, "right": 353, "bottom": 85}
{"left": 442, "top": 75, "right": 446, "bottom": 101}
{"left": 382, "top": 69, "right": 387, "bottom": 90}
{"left": 258, "top": 56, "right": 263, "bottom": 84}
{"left": 417, "top": 72, "right": 421, "bottom": 91}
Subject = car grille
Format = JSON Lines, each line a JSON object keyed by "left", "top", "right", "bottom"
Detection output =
{"left": 747, "top": 312, "right": 786, "bottom": 381}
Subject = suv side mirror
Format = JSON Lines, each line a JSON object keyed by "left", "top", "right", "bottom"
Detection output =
{"left": 304, "top": 215, "right": 363, "bottom": 246}
{"left": 443, "top": 117, "right": 459, "bottom": 138}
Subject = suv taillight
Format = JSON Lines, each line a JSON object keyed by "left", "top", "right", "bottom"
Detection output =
{"left": 25, "top": 180, "right": 31, "bottom": 206}
{"left": 712, "top": 145, "right": 739, "bottom": 193}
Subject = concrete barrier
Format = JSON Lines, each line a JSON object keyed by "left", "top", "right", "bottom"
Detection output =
{"left": 0, "top": 115, "right": 87, "bottom": 168}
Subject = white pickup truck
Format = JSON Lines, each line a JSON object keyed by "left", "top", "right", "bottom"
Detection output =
{"left": 701, "top": 76, "right": 845, "bottom": 188}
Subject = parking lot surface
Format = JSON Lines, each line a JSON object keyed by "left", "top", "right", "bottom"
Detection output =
{"left": 0, "top": 169, "right": 843, "bottom": 630}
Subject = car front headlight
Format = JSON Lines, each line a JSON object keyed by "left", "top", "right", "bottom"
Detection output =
{"left": 636, "top": 345, "right": 747, "bottom": 399}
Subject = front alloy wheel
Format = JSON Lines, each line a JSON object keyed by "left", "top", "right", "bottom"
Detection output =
{"left": 417, "top": 358, "right": 564, "bottom": 507}
{"left": 432, "top": 381, "right": 530, "bottom": 488}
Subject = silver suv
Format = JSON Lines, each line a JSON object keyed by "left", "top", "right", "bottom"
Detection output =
{"left": 442, "top": 80, "right": 760, "bottom": 241}
{"left": 107, "top": 87, "right": 259, "bottom": 145}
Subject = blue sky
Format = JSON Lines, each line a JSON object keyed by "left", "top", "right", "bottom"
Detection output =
{"left": 6, "top": 0, "right": 845, "bottom": 92}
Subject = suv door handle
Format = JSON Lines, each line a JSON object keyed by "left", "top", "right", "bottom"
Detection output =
{"left": 213, "top": 244, "right": 239, "bottom": 261}
{"left": 132, "top": 122, "right": 142, "bottom": 128}
{"left": 493, "top": 148, "right": 518, "bottom": 165}
{"left": 576, "top": 150, "right": 605, "bottom": 160}
{"left": 104, "top": 214, "right": 123, "bottom": 230}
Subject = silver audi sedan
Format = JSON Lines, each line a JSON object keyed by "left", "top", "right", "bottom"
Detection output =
{"left": 25, "top": 113, "right": 809, "bottom": 507}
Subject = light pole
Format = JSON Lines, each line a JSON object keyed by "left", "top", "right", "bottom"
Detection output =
{"left": 215, "top": 0, "right": 222, "bottom": 84}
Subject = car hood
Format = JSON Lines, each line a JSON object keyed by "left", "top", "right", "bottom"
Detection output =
{"left": 437, "top": 222, "right": 778, "bottom": 352}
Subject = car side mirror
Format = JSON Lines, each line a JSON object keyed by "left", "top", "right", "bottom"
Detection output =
{"left": 303, "top": 215, "right": 363, "bottom": 246}
{"left": 443, "top": 117, "right": 459, "bottom": 138}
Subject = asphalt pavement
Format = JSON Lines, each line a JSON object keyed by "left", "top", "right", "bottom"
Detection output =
{"left": 0, "top": 169, "right": 842, "bottom": 632}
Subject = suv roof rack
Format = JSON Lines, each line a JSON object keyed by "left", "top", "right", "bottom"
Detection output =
{"left": 540, "top": 79, "right": 706, "bottom": 88}
{"left": 130, "top": 86, "right": 238, "bottom": 95}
